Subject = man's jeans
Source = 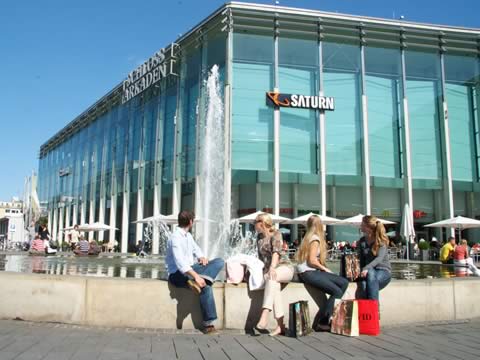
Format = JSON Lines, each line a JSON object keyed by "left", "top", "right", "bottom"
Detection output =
{"left": 360, "top": 268, "right": 391, "bottom": 301}
{"left": 168, "top": 258, "right": 224, "bottom": 325}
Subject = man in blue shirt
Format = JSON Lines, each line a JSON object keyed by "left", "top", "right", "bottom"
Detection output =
{"left": 166, "top": 210, "right": 224, "bottom": 334}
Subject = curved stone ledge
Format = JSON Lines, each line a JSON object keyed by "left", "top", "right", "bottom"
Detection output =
{"left": 0, "top": 271, "right": 479, "bottom": 330}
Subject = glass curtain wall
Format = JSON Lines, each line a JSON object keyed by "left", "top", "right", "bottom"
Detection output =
{"left": 323, "top": 40, "right": 363, "bottom": 242}
{"left": 365, "top": 45, "right": 404, "bottom": 222}
{"left": 232, "top": 32, "right": 274, "bottom": 215}
{"left": 161, "top": 78, "right": 177, "bottom": 215}
{"left": 405, "top": 50, "right": 444, "bottom": 225}
{"left": 180, "top": 46, "right": 201, "bottom": 210}
{"left": 444, "top": 53, "right": 480, "bottom": 224}
{"left": 278, "top": 36, "right": 319, "bottom": 224}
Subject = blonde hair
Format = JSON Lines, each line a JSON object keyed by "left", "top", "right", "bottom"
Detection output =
{"left": 362, "top": 215, "right": 389, "bottom": 256}
{"left": 296, "top": 215, "right": 327, "bottom": 266}
{"left": 461, "top": 239, "right": 468, "bottom": 246}
{"left": 255, "top": 212, "right": 276, "bottom": 235}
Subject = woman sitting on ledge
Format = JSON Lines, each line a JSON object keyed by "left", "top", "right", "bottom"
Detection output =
{"left": 454, "top": 239, "right": 480, "bottom": 277}
{"left": 357, "top": 215, "right": 391, "bottom": 301}
{"left": 296, "top": 215, "right": 348, "bottom": 331}
{"left": 254, "top": 212, "right": 294, "bottom": 336}
{"left": 29, "top": 235, "right": 46, "bottom": 255}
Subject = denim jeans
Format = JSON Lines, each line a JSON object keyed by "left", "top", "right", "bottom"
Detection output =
{"left": 360, "top": 268, "right": 391, "bottom": 301}
{"left": 299, "top": 270, "right": 349, "bottom": 324}
{"left": 168, "top": 258, "right": 224, "bottom": 325}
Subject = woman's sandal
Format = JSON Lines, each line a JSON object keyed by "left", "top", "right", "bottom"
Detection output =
{"left": 269, "top": 326, "right": 286, "bottom": 337}
{"left": 255, "top": 323, "right": 270, "bottom": 334}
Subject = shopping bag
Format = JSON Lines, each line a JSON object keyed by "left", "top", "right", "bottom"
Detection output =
{"left": 331, "top": 300, "right": 359, "bottom": 337}
{"left": 357, "top": 299, "right": 380, "bottom": 336}
{"left": 340, "top": 253, "right": 361, "bottom": 282}
{"left": 288, "top": 301, "right": 312, "bottom": 337}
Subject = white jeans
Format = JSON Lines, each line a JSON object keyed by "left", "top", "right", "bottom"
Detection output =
{"left": 455, "top": 258, "right": 480, "bottom": 276}
{"left": 262, "top": 264, "right": 294, "bottom": 319}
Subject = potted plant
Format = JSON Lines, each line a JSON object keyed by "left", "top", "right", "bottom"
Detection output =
{"left": 418, "top": 239, "right": 430, "bottom": 261}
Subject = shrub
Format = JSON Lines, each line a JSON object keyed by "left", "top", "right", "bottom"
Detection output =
{"left": 418, "top": 241, "right": 430, "bottom": 250}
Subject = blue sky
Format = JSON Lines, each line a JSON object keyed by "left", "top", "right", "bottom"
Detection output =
{"left": 0, "top": 0, "right": 479, "bottom": 201}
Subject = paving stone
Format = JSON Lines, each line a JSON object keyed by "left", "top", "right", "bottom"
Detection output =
{"left": 0, "top": 319, "right": 480, "bottom": 360}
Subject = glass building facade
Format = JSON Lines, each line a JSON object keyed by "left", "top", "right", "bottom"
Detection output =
{"left": 38, "top": 3, "right": 480, "bottom": 252}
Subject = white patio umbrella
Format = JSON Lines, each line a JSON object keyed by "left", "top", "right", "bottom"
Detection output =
{"left": 236, "top": 211, "right": 289, "bottom": 224}
{"left": 400, "top": 203, "right": 415, "bottom": 261}
{"left": 133, "top": 213, "right": 177, "bottom": 225}
{"left": 78, "top": 222, "right": 118, "bottom": 232}
{"left": 61, "top": 224, "right": 89, "bottom": 231}
{"left": 424, "top": 216, "right": 480, "bottom": 240}
{"left": 284, "top": 212, "right": 342, "bottom": 225}
{"left": 338, "top": 213, "right": 396, "bottom": 226}
{"left": 133, "top": 214, "right": 217, "bottom": 226}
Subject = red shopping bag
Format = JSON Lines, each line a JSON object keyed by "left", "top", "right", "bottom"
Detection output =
{"left": 357, "top": 299, "right": 380, "bottom": 336}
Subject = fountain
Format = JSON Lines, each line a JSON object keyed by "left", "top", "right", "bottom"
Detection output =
{"left": 195, "top": 65, "right": 229, "bottom": 258}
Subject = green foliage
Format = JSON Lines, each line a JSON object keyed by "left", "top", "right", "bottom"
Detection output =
{"left": 418, "top": 241, "right": 430, "bottom": 250}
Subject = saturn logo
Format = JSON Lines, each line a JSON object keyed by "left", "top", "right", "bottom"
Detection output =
{"left": 266, "top": 92, "right": 290, "bottom": 107}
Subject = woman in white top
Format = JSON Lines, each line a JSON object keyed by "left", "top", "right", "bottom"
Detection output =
{"left": 296, "top": 215, "right": 349, "bottom": 331}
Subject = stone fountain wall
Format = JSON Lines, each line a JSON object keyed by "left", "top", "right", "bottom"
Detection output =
{"left": 0, "top": 271, "right": 479, "bottom": 330}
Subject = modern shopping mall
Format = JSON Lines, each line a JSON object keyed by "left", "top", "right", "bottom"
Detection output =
{"left": 38, "top": 2, "right": 480, "bottom": 252}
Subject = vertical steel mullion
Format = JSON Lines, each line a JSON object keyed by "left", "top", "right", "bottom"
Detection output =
{"left": 135, "top": 101, "right": 147, "bottom": 245}
{"left": 273, "top": 15, "right": 280, "bottom": 216}
{"left": 439, "top": 50, "right": 455, "bottom": 226}
{"left": 195, "top": 36, "right": 207, "bottom": 222}
{"left": 360, "top": 27, "right": 371, "bottom": 215}
{"left": 400, "top": 44, "right": 414, "bottom": 212}
{"left": 318, "top": 19, "right": 327, "bottom": 217}
{"left": 172, "top": 55, "right": 186, "bottom": 216}
{"left": 474, "top": 54, "right": 480, "bottom": 182}
{"left": 98, "top": 115, "right": 109, "bottom": 242}
{"left": 121, "top": 104, "right": 132, "bottom": 253}
{"left": 224, "top": 11, "right": 234, "bottom": 230}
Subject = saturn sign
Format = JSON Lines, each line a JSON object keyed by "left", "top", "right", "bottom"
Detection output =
{"left": 266, "top": 92, "right": 335, "bottom": 111}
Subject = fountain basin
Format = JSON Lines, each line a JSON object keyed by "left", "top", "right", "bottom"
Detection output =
{"left": 0, "top": 271, "right": 479, "bottom": 330}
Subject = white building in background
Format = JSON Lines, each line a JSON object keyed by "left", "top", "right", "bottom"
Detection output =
{"left": 0, "top": 204, "right": 25, "bottom": 245}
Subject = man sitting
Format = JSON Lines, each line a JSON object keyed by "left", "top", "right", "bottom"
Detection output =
{"left": 440, "top": 237, "right": 456, "bottom": 265}
{"left": 74, "top": 235, "right": 90, "bottom": 256}
{"left": 166, "top": 210, "right": 224, "bottom": 334}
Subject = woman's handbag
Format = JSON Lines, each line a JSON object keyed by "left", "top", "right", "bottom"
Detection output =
{"left": 288, "top": 301, "right": 312, "bottom": 337}
{"left": 340, "top": 253, "right": 361, "bottom": 282}
{"left": 331, "top": 300, "right": 359, "bottom": 337}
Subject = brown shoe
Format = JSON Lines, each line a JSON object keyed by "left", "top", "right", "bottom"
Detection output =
{"left": 187, "top": 279, "right": 202, "bottom": 295}
{"left": 202, "top": 325, "right": 219, "bottom": 335}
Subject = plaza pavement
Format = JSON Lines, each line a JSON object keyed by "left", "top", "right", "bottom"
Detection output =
{"left": 0, "top": 319, "right": 479, "bottom": 360}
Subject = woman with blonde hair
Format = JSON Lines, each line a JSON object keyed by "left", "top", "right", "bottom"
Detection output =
{"left": 254, "top": 212, "right": 294, "bottom": 336}
{"left": 296, "top": 215, "right": 348, "bottom": 331}
{"left": 358, "top": 215, "right": 392, "bottom": 300}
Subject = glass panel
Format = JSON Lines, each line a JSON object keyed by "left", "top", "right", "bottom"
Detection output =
{"left": 181, "top": 47, "right": 200, "bottom": 182}
{"left": 445, "top": 53, "right": 479, "bottom": 183}
{"left": 232, "top": 33, "right": 273, "bottom": 171}
{"left": 161, "top": 79, "right": 177, "bottom": 213}
{"left": 365, "top": 46, "right": 402, "bottom": 179}
{"left": 323, "top": 41, "right": 362, "bottom": 176}
{"left": 405, "top": 50, "right": 442, "bottom": 182}
{"left": 279, "top": 37, "right": 318, "bottom": 174}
